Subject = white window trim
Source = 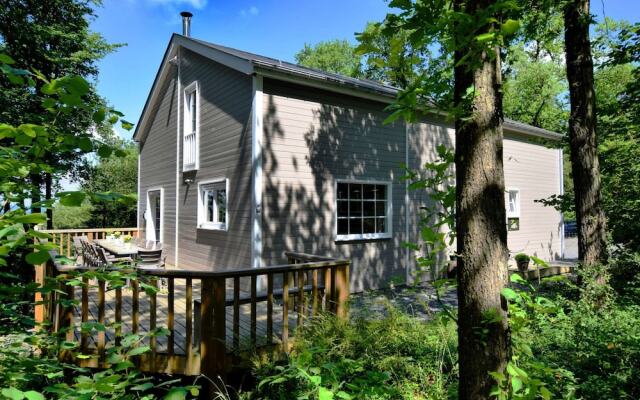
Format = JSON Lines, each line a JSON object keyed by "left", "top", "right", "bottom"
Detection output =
{"left": 335, "top": 179, "right": 393, "bottom": 242}
{"left": 506, "top": 187, "right": 521, "bottom": 218}
{"left": 197, "top": 178, "right": 229, "bottom": 231}
{"left": 145, "top": 187, "right": 164, "bottom": 243}
{"left": 183, "top": 81, "right": 200, "bottom": 171}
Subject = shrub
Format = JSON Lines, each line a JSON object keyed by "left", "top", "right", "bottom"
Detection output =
{"left": 249, "top": 303, "right": 458, "bottom": 400}
{"left": 514, "top": 253, "right": 530, "bottom": 264}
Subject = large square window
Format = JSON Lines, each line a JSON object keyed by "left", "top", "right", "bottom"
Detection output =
{"left": 198, "top": 179, "right": 227, "bottom": 230}
{"left": 336, "top": 181, "right": 391, "bottom": 241}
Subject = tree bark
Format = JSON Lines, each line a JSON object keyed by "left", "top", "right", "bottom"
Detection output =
{"left": 563, "top": 0, "right": 608, "bottom": 266}
{"left": 453, "top": 1, "right": 511, "bottom": 398}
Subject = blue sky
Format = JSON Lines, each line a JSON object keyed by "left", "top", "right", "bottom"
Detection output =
{"left": 91, "top": 0, "right": 640, "bottom": 140}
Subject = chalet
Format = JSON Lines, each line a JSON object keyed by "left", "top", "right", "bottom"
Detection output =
{"left": 134, "top": 13, "right": 565, "bottom": 291}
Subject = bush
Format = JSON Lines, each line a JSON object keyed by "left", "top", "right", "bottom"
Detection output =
{"left": 248, "top": 304, "right": 458, "bottom": 400}
{"left": 514, "top": 253, "right": 530, "bottom": 264}
{"left": 609, "top": 247, "right": 640, "bottom": 300}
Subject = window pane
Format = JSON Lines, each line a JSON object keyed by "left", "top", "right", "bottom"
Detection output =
{"left": 337, "top": 183, "right": 349, "bottom": 199}
{"left": 375, "top": 185, "right": 386, "bottom": 200}
{"left": 363, "top": 218, "right": 376, "bottom": 234}
{"left": 349, "top": 200, "right": 362, "bottom": 217}
{"left": 376, "top": 201, "right": 386, "bottom": 217}
{"left": 337, "top": 200, "right": 349, "bottom": 217}
{"left": 349, "top": 184, "right": 362, "bottom": 200}
{"left": 217, "top": 189, "right": 226, "bottom": 224}
{"left": 337, "top": 218, "right": 349, "bottom": 235}
{"left": 206, "top": 191, "right": 214, "bottom": 222}
{"left": 362, "top": 184, "right": 376, "bottom": 199}
{"left": 375, "top": 217, "right": 386, "bottom": 233}
{"left": 349, "top": 218, "right": 362, "bottom": 235}
{"left": 363, "top": 201, "right": 375, "bottom": 216}
{"left": 190, "top": 93, "right": 197, "bottom": 133}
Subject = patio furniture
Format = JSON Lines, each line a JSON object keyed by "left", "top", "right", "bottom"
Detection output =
{"left": 72, "top": 235, "right": 88, "bottom": 263}
{"left": 94, "top": 239, "right": 140, "bottom": 258}
{"left": 136, "top": 249, "right": 166, "bottom": 270}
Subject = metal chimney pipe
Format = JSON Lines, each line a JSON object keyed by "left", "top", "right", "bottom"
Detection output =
{"left": 180, "top": 11, "right": 193, "bottom": 37}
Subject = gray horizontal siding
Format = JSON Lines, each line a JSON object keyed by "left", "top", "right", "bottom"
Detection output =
{"left": 261, "top": 79, "right": 408, "bottom": 292}
{"left": 138, "top": 75, "right": 177, "bottom": 262}
{"left": 176, "top": 49, "right": 253, "bottom": 271}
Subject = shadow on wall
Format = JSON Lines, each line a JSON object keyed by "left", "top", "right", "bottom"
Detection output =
{"left": 261, "top": 81, "right": 453, "bottom": 291}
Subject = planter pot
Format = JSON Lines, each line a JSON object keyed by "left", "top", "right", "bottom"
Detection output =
{"left": 517, "top": 260, "right": 530, "bottom": 275}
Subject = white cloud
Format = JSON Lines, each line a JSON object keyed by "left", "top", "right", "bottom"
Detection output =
{"left": 240, "top": 5, "right": 259, "bottom": 17}
{"left": 147, "top": 0, "right": 207, "bottom": 10}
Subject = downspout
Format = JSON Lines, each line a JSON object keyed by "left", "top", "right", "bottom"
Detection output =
{"left": 175, "top": 49, "right": 181, "bottom": 267}
{"left": 559, "top": 148, "right": 565, "bottom": 259}
{"left": 405, "top": 122, "right": 410, "bottom": 285}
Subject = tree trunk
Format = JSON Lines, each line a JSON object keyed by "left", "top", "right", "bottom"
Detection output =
{"left": 564, "top": 0, "right": 608, "bottom": 266}
{"left": 45, "top": 172, "right": 53, "bottom": 229}
{"left": 453, "top": 1, "right": 511, "bottom": 398}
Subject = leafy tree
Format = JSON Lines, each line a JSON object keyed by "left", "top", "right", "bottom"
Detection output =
{"left": 52, "top": 200, "right": 93, "bottom": 228}
{"left": 361, "top": 0, "right": 525, "bottom": 397}
{"left": 295, "top": 40, "right": 362, "bottom": 77}
{"left": 563, "top": 0, "right": 608, "bottom": 266}
{"left": 0, "top": 0, "right": 121, "bottom": 228}
{"left": 78, "top": 141, "right": 138, "bottom": 228}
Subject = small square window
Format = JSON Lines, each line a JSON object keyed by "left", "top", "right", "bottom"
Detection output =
{"left": 508, "top": 217, "right": 520, "bottom": 231}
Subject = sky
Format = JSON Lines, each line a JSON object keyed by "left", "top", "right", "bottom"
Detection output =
{"left": 90, "top": 0, "right": 640, "bottom": 141}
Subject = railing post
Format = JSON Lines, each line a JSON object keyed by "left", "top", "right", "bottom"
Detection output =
{"left": 334, "top": 261, "right": 350, "bottom": 319}
{"left": 200, "top": 277, "right": 226, "bottom": 384}
{"left": 34, "top": 262, "right": 46, "bottom": 328}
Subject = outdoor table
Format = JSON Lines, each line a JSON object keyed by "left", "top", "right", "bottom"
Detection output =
{"left": 94, "top": 239, "right": 141, "bottom": 258}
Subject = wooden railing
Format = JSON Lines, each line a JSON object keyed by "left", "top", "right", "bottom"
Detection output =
{"left": 36, "top": 228, "right": 139, "bottom": 258}
{"left": 35, "top": 250, "right": 349, "bottom": 380}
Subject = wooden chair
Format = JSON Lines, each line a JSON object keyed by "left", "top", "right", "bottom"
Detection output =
{"left": 136, "top": 249, "right": 166, "bottom": 270}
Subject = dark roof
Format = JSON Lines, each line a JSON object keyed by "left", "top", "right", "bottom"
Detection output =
{"left": 190, "top": 37, "right": 399, "bottom": 97}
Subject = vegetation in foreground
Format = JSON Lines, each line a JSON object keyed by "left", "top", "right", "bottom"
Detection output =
{"left": 235, "top": 259, "right": 640, "bottom": 400}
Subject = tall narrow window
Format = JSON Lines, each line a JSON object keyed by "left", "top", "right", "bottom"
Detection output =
{"left": 506, "top": 188, "right": 520, "bottom": 231}
{"left": 183, "top": 82, "right": 199, "bottom": 171}
{"left": 198, "top": 179, "right": 228, "bottom": 230}
{"left": 336, "top": 180, "right": 392, "bottom": 241}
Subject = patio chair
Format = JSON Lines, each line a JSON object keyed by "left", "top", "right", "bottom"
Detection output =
{"left": 72, "top": 235, "right": 88, "bottom": 264}
{"left": 95, "top": 246, "right": 133, "bottom": 267}
{"left": 136, "top": 249, "right": 166, "bottom": 270}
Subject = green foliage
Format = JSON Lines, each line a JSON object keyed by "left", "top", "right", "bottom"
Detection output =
{"left": 401, "top": 144, "right": 455, "bottom": 281}
{"left": 248, "top": 307, "right": 457, "bottom": 400}
{"left": 295, "top": 40, "right": 363, "bottom": 78}
{"left": 52, "top": 200, "right": 93, "bottom": 229}
{"left": 514, "top": 253, "right": 530, "bottom": 263}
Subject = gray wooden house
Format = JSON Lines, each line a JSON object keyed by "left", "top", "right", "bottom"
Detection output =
{"left": 134, "top": 27, "right": 565, "bottom": 291}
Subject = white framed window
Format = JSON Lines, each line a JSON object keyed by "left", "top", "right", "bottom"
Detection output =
{"left": 506, "top": 188, "right": 520, "bottom": 218}
{"left": 335, "top": 180, "right": 392, "bottom": 241}
{"left": 183, "top": 81, "right": 199, "bottom": 171}
{"left": 506, "top": 188, "right": 520, "bottom": 231}
{"left": 197, "top": 179, "right": 228, "bottom": 231}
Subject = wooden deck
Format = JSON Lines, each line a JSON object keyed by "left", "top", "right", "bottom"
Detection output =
{"left": 75, "top": 278, "right": 302, "bottom": 356}
{"left": 34, "top": 230, "right": 350, "bottom": 380}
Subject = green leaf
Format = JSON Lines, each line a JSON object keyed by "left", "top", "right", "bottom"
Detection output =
{"left": 336, "top": 391, "right": 353, "bottom": 399}
{"left": 164, "top": 387, "right": 187, "bottom": 400}
{"left": 77, "top": 137, "right": 93, "bottom": 152}
{"left": 476, "top": 32, "right": 496, "bottom": 43}
{"left": 25, "top": 250, "right": 50, "bottom": 265}
{"left": 1, "top": 388, "right": 24, "bottom": 400}
{"left": 58, "top": 191, "right": 86, "bottom": 207}
{"left": 127, "top": 345, "right": 151, "bottom": 356}
{"left": 511, "top": 376, "right": 523, "bottom": 393}
{"left": 318, "top": 387, "right": 334, "bottom": 400}
{"left": 97, "top": 145, "right": 113, "bottom": 158}
{"left": 14, "top": 213, "right": 47, "bottom": 224}
{"left": 93, "top": 108, "right": 106, "bottom": 124}
{"left": 501, "top": 288, "right": 518, "bottom": 301}
{"left": 23, "top": 391, "right": 45, "bottom": 400}
{"left": 121, "top": 120, "right": 134, "bottom": 131}
{"left": 0, "top": 54, "right": 15, "bottom": 64}
{"left": 501, "top": 19, "right": 520, "bottom": 36}
{"left": 131, "top": 382, "right": 154, "bottom": 391}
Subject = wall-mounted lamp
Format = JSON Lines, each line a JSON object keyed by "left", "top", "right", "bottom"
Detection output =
{"left": 184, "top": 177, "right": 195, "bottom": 185}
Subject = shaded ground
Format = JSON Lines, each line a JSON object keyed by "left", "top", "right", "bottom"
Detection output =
{"left": 350, "top": 282, "right": 458, "bottom": 322}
